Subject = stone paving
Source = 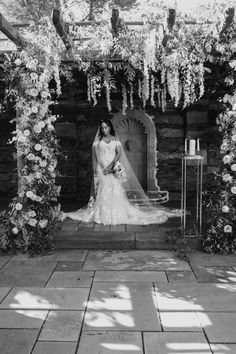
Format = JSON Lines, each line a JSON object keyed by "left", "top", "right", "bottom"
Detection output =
{"left": 0, "top": 250, "right": 236, "bottom": 353}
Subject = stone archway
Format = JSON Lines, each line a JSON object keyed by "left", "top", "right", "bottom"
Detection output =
{"left": 112, "top": 108, "right": 169, "bottom": 202}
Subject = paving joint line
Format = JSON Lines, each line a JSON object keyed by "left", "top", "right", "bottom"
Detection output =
{"left": 29, "top": 309, "right": 50, "bottom": 354}
{"left": 43, "top": 261, "right": 60, "bottom": 287}
{"left": 74, "top": 263, "right": 96, "bottom": 353}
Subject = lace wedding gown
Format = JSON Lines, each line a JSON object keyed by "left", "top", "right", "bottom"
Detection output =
{"left": 64, "top": 139, "right": 175, "bottom": 225}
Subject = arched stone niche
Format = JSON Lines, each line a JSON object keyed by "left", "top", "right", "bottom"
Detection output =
{"left": 112, "top": 108, "right": 169, "bottom": 202}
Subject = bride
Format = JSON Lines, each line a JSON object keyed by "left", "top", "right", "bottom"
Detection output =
{"left": 61, "top": 120, "right": 179, "bottom": 225}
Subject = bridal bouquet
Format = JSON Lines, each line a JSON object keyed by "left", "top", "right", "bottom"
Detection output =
{"left": 112, "top": 161, "right": 127, "bottom": 182}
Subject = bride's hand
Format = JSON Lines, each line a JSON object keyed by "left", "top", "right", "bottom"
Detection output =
{"left": 103, "top": 168, "right": 110, "bottom": 175}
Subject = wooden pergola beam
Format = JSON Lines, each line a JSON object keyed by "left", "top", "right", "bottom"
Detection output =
{"left": 10, "top": 19, "right": 217, "bottom": 29}
{"left": 221, "top": 7, "right": 235, "bottom": 34}
{"left": 52, "top": 8, "right": 75, "bottom": 54}
{"left": 0, "top": 12, "right": 27, "bottom": 48}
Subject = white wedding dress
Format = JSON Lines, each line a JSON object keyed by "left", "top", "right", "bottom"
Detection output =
{"left": 64, "top": 139, "right": 178, "bottom": 225}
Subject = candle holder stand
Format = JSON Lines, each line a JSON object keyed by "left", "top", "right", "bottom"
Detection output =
{"left": 181, "top": 155, "right": 204, "bottom": 237}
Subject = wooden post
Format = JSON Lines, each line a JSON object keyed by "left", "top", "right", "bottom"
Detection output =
{"left": 0, "top": 12, "right": 27, "bottom": 47}
{"left": 110, "top": 8, "right": 126, "bottom": 37}
{"left": 88, "top": 0, "right": 94, "bottom": 21}
{"left": 162, "top": 8, "right": 176, "bottom": 47}
{"left": 52, "top": 8, "right": 75, "bottom": 55}
{"left": 221, "top": 7, "right": 235, "bottom": 34}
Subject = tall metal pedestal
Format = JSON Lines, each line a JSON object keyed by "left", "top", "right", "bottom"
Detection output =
{"left": 181, "top": 156, "right": 204, "bottom": 237}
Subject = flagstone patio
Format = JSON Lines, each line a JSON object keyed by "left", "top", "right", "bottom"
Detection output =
{"left": 0, "top": 249, "right": 236, "bottom": 353}
{"left": 54, "top": 218, "right": 201, "bottom": 250}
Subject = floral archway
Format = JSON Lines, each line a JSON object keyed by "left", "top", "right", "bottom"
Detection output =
{"left": 0, "top": 0, "right": 235, "bottom": 255}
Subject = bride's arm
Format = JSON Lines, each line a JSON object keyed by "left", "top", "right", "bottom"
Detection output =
{"left": 93, "top": 144, "right": 104, "bottom": 170}
{"left": 103, "top": 142, "right": 121, "bottom": 174}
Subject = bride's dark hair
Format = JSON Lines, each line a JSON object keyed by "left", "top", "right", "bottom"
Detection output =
{"left": 98, "top": 120, "right": 115, "bottom": 138}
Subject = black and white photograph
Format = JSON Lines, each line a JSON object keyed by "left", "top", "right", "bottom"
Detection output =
{"left": 0, "top": 0, "right": 236, "bottom": 353}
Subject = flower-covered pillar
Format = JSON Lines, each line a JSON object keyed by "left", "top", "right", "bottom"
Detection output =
{"left": 0, "top": 23, "right": 62, "bottom": 255}
{"left": 203, "top": 91, "right": 236, "bottom": 253}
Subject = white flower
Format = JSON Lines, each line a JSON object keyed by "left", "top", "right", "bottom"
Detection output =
{"left": 39, "top": 74, "right": 47, "bottom": 83}
{"left": 48, "top": 166, "right": 55, "bottom": 172}
{"left": 232, "top": 135, "right": 236, "bottom": 143}
{"left": 225, "top": 77, "right": 234, "bottom": 86}
{"left": 41, "top": 91, "right": 49, "bottom": 98}
{"left": 26, "top": 191, "right": 34, "bottom": 199}
{"left": 27, "top": 153, "right": 36, "bottom": 161}
{"left": 39, "top": 160, "right": 47, "bottom": 167}
{"left": 18, "top": 191, "right": 24, "bottom": 198}
{"left": 34, "top": 143, "right": 42, "bottom": 151}
{"left": 24, "top": 107, "right": 31, "bottom": 116}
{"left": 30, "top": 72, "right": 38, "bottom": 81}
{"left": 231, "top": 164, "right": 236, "bottom": 172}
{"left": 38, "top": 121, "right": 45, "bottom": 129}
{"left": 224, "top": 225, "right": 232, "bottom": 233}
{"left": 27, "top": 60, "right": 37, "bottom": 71}
{"left": 223, "top": 155, "right": 231, "bottom": 164}
{"left": 229, "top": 59, "right": 236, "bottom": 69}
{"left": 28, "top": 218, "right": 37, "bottom": 227}
{"left": 221, "top": 141, "right": 228, "bottom": 151}
{"left": 39, "top": 219, "right": 48, "bottom": 228}
{"left": 31, "top": 105, "right": 38, "bottom": 113}
{"left": 33, "top": 125, "right": 42, "bottom": 134}
{"left": 231, "top": 186, "right": 236, "bottom": 194}
{"left": 14, "top": 58, "right": 22, "bottom": 66}
{"left": 222, "top": 205, "right": 229, "bottom": 213}
{"left": 48, "top": 124, "right": 55, "bottom": 131}
{"left": 12, "top": 227, "right": 19, "bottom": 234}
{"left": 41, "top": 147, "right": 50, "bottom": 157}
{"left": 35, "top": 195, "right": 42, "bottom": 202}
{"left": 222, "top": 174, "right": 233, "bottom": 182}
{"left": 35, "top": 172, "right": 42, "bottom": 179}
{"left": 24, "top": 129, "right": 30, "bottom": 137}
{"left": 18, "top": 135, "right": 26, "bottom": 143}
{"left": 15, "top": 203, "right": 23, "bottom": 211}
{"left": 29, "top": 88, "right": 38, "bottom": 97}
{"left": 27, "top": 210, "right": 36, "bottom": 217}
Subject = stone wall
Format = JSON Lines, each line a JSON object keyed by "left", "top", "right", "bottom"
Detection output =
{"left": 0, "top": 98, "right": 222, "bottom": 206}
{"left": 0, "top": 118, "right": 16, "bottom": 205}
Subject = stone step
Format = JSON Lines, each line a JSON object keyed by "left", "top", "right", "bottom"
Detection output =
{"left": 54, "top": 219, "right": 202, "bottom": 250}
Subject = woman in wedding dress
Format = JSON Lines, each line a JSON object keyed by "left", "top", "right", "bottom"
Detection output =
{"left": 61, "top": 120, "right": 179, "bottom": 225}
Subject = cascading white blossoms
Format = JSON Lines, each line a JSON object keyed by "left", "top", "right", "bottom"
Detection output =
{"left": 84, "top": 22, "right": 206, "bottom": 114}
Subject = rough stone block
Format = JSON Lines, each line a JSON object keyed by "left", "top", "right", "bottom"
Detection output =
{"left": 158, "top": 128, "right": 184, "bottom": 138}
{"left": 187, "top": 111, "right": 208, "bottom": 125}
